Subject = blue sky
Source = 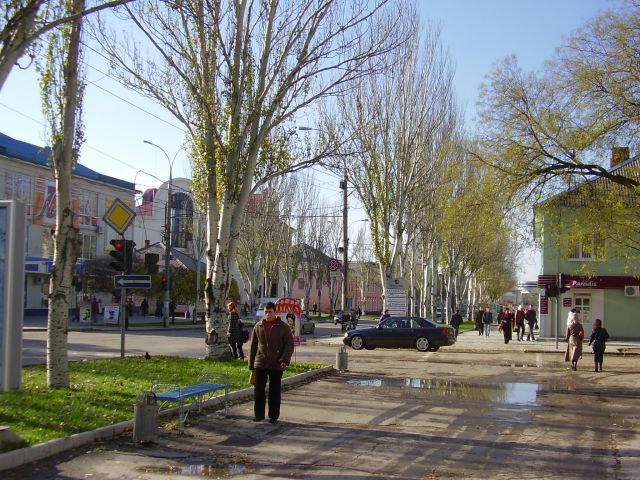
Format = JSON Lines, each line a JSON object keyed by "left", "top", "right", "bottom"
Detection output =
{"left": 0, "top": 0, "right": 619, "bottom": 280}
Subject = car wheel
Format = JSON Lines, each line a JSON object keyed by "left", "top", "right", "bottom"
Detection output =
{"left": 415, "top": 336, "right": 430, "bottom": 352}
{"left": 427, "top": 346, "right": 440, "bottom": 352}
{"left": 350, "top": 335, "right": 365, "bottom": 350}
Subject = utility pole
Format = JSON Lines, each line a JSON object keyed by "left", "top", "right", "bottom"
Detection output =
{"left": 341, "top": 170, "right": 348, "bottom": 311}
{"left": 143, "top": 140, "right": 174, "bottom": 328}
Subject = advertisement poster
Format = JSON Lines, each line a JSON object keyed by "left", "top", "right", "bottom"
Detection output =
{"left": 275, "top": 297, "right": 302, "bottom": 347}
{"left": 33, "top": 176, "right": 81, "bottom": 227}
{"left": 103, "top": 304, "right": 120, "bottom": 324}
{"left": 79, "top": 305, "right": 92, "bottom": 323}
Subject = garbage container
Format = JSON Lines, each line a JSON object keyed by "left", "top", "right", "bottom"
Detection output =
{"left": 133, "top": 391, "right": 158, "bottom": 443}
{"left": 336, "top": 345, "right": 348, "bottom": 371}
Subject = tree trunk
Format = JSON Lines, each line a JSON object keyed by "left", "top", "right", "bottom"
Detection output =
{"left": 46, "top": 0, "right": 84, "bottom": 388}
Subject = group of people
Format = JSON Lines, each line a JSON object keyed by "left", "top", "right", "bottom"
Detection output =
{"left": 474, "top": 305, "right": 538, "bottom": 344}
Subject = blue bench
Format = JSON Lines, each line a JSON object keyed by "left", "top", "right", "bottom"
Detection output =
{"left": 152, "top": 373, "right": 230, "bottom": 432}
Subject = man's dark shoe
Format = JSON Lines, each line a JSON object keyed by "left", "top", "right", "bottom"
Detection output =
{"left": 253, "top": 417, "right": 264, "bottom": 422}
{"left": 269, "top": 418, "right": 278, "bottom": 424}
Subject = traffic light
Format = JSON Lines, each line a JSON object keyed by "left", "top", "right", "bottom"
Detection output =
{"left": 161, "top": 275, "right": 168, "bottom": 291}
{"left": 545, "top": 283, "right": 558, "bottom": 298}
{"left": 123, "top": 239, "right": 136, "bottom": 273}
{"left": 559, "top": 273, "right": 570, "bottom": 294}
{"left": 109, "top": 239, "right": 125, "bottom": 271}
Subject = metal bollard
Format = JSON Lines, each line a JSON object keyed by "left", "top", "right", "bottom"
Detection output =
{"left": 336, "top": 345, "right": 348, "bottom": 372}
{"left": 133, "top": 391, "right": 158, "bottom": 443}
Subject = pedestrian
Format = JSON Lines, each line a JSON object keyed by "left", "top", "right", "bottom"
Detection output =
{"left": 496, "top": 306, "right": 505, "bottom": 330}
{"left": 450, "top": 309, "right": 463, "bottom": 338}
{"left": 249, "top": 302, "right": 294, "bottom": 424}
{"left": 312, "top": 303, "right": 318, "bottom": 316}
{"left": 567, "top": 308, "right": 578, "bottom": 327}
{"left": 501, "top": 307, "right": 514, "bottom": 344}
{"left": 475, "top": 307, "right": 485, "bottom": 336}
{"left": 589, "top": 319, "right": 609, "bottom": 372}
{"left": 565, "top": 315, "right": 585, "bottom": 370}
{"left": 227, "top": 301, "right": 244, "bottom": 359}
{"left": 378, "top": 309, "right": 391, "bottom": 324}
{"left": 140, "top": 298, "right": 149, "bottom": 317}
{"left": 525, "top": 304, "right": 537, "bottom": 341}
{"left": 90, "top": 297, "right": 99, "bottom": 322}
{"left": 169, "top": 300, "right": 176, "bottom": 323}
{"left": 515, "top": 305, "right": 526, "bottom": 341}
{"left": 483, "top": 308, "right": 493, "bottom": 337}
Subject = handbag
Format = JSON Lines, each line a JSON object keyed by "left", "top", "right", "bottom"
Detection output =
{"left": 249, "top": 370, "right": 256, "bottom": 386}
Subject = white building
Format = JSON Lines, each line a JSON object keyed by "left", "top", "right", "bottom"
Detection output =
{"left": 0, "top": 132, "right": 136, "bottom": 314}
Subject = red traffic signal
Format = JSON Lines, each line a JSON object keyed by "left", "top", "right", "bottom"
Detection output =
{"left": 161, "top": 275, "right": 168, "bottom": 290}
{"left": 109, "top": 239, "right": 125, "bottom": 271}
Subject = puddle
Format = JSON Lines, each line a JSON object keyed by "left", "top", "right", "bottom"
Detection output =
{"left": 346, "top": 377, "right": 540, "bottom": 405}
{"left": 137, "top": 462, "right": 248, "bottom": 477}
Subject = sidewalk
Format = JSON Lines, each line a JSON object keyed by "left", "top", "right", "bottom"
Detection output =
{"left": 314, "top": 327, "right": 640, "bottom": 355}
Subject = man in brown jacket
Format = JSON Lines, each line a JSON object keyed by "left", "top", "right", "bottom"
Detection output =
{"left": 249, "top": 302, "right": 294, "bottom": 423}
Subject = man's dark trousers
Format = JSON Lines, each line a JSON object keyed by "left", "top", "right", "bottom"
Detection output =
{"left": 254, "top": 368, "right": 283, "bottom": 421}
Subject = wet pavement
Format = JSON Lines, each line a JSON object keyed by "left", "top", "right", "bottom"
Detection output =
{"left": 5, "top": 330, "right": 640, "bottom": 479}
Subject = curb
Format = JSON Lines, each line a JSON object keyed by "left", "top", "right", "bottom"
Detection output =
{"left": 0, "top": 365, "right": 334, "bottom": 473}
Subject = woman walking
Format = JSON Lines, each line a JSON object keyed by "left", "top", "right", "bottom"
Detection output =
{"left": 501, "top": 307, "right": 514, "bottom": 344}
{"left": 227, "top": 302, "right": 244, "bottom": 359}
{"left": 565, "top": 315, "right": 585, "bottom": 370}
{"left": 589, "top": 319, "right": 609, "bottom": 372}
{"left": 514, "top": 305, "right": 526, "bottom": 341}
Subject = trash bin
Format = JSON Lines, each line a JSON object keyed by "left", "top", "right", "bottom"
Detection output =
{"left": 133, "top": 391, "right": 158, "bottom": 443}
{"left": 336, "top": 345, "right": 348, "bottom": 372}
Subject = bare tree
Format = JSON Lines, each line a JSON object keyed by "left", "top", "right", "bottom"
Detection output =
{"left": 94, "top": 0, "right": 402, "bottom": 358}
{"left": 330, "top": 17, "right": 456, "bottom": 305}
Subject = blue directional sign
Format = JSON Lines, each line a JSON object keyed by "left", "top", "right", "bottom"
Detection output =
{"left": 114, "top": 275, "right": 152, "bottom": 289}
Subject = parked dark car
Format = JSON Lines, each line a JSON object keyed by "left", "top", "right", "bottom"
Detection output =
{"left": 343, "top": 316, "right": 456, "bottom": 352}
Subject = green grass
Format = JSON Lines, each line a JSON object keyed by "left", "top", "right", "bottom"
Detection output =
{"left": 459, "top": 321, "right": 477, "bottom": 333}
{"left": 0, "top": 356, "right": 322, "bottom": 452}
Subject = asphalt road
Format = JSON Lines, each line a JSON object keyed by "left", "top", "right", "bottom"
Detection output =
{"left": 9, "top": 323, "right": 640, "bottom": 479}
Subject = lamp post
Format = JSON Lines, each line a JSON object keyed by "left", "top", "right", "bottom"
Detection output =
{"left": 143, "top": 140, "right": 175, "bottom": 328}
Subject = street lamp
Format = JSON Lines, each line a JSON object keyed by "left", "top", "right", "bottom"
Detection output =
{"left": 143, "top": 140, "right": 176, "bottom": 328}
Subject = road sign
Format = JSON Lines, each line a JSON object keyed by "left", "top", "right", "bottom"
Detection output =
{"left": 114, "top": 275, "right": 152, "bottom": 289}
{"left": 328, "top": 258, "right": 340, "bottom": 271}
{"left": 103, "top": 198, "right": 136, "bottom": 235}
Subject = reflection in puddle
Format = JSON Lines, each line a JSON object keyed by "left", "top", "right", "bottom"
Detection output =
{"left": 137, "top": 462, "right": 248, "bottom": 477}
{"left": 346, "top": 377, "right": 540, "bottom": 405}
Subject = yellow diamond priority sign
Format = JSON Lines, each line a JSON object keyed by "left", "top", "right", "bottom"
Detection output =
{"left": 103, "top": 198, "right": 136, "bottom": 235}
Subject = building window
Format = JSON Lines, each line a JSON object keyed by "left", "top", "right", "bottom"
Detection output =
{"left": 5, "top": 171, "right": 33, "bottom": 214}
{"left": 79, "top": 233, "right": 97, "bottom": 259}
{"left": 567, "top": 235, "right": 604, "bottom": 261}
{"left": 76, "top": 189, "right": 98, "bottom": 226}
{"left": 170, "top": 192, "right": 194, "bottom": 249}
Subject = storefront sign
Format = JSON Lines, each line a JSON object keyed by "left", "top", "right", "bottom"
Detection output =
{"left": 563, "top": 297, "right": 572, "bottom": 307}
{"left": 538, "top": 274, "right": 640, "bottom": 290}
{"left": 540, "top": 296, "right": 548, "bottom": 314}
{"left": 567, "top": 275, "right": 640, "bottom": 289}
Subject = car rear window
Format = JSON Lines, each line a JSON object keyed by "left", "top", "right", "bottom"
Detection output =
{"left": 416, "top": 317, "right": 437, "bottom": 328}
